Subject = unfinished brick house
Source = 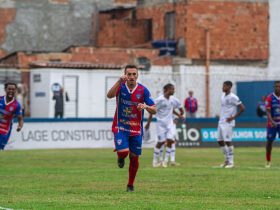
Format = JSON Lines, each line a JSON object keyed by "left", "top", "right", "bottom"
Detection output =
{"left": 97, "top": 0, "right": 269, "bottom": 61}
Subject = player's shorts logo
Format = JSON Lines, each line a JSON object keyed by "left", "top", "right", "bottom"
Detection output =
{"left": 117, "top": 139, "right": 122, "bottom": 145}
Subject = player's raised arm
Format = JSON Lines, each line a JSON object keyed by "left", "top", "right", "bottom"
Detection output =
{"left": 107, "top": 75, "right": 128, "bottom": 99}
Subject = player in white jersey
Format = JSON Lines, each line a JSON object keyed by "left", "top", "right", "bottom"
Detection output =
{"left": 145, "top": 83, "right": 184, "bottom": 167}
{"left": 217, "top": 81, "right": 245, "bottom": 168}
{"left": 155, "top": 99, "right": 184, "bottom": 166}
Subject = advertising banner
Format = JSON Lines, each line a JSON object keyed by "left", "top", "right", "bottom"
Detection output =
{"left": 6, "top": 120, "right": 157, "bottom": 150}
{"left": 175, "top": 119, "right": 280, "bottom": 147}
{"left": 6, "top": 118, "right": 279, "bottom": 150}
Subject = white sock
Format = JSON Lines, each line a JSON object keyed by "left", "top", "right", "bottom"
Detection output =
{"left": 159, "top": 144, "right": 164, "bottom": 162}
{"left": 171, "top": 143, "right": 176, "bottom": 162}
{"left": 227, "top": 146, "right": 234, "bottom": 165}
{"left": 164, "top": 147, "right": 172, "bottom": 163}
{"left": 220, "top": 146, "right": 229, "bottom": 162}
{"left": 153, "top": 147, "right": 160, "bottom": 164}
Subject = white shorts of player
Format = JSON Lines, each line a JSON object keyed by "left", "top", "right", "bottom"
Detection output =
{"left": 156, "top": 122, "right": 176, "bottom": 142}
{"left": 217, "top": 123, "right": 234, "bottom": 142}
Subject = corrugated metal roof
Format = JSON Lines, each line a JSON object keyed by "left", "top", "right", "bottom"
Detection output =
{"left": 99, "top": 5, "right": 136, "bottom": 13}
{"left": 29, "top": 62, "right": 123, "bottom": 69}
{"left": 0, "top": 64, "right": 19, "bottom": 68}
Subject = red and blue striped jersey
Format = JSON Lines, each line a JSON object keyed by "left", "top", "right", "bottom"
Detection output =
{"left": 266, "top": 93, "right": 280, "bottom": 128}
{"left": 0, "top": 96, "right": 22, "bottom": 135}
{"left": 184, "top": 97, "right": 198, "bottom": 113}
{"left": 112, "top": 82, "right": 155, "bottom": 136}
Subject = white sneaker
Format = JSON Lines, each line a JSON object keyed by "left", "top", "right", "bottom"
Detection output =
{"left": 265, "top": 162, "right": 271, "bottom": 168}
{"left": 170, "top": 161, "right": 181, "bottom": 166}
{"left": 152, "top": 162, "right": 161, "bottom": 167}
{"left": 220, "top": 161, "right": 228, "bottom": 168}
{"left": 162, "top": 161, "right": 168, "bottom": 168}
{"left": 225, "top": 164, "right": 234, "bottom": 168}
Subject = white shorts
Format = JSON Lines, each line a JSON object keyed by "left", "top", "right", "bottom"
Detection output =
{"left": 156, "top": 123, "right": 175, "bottom": 142}
{"left": 217, "top": 123, "right": 234, "bottom": 142}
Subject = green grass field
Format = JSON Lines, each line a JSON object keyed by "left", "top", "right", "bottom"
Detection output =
{"left": 0, "top": 147, "right": 280, "bottom": 210}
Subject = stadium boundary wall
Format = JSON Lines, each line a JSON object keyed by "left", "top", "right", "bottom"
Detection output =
{"left": 6, "top": 118, "right": 279, "bottom": 150}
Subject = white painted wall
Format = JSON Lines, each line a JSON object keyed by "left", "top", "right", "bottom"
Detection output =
{"left": 30, "top": 68, "right": 122, "bottom": 118}
{"left": 30, "top": 65, "right": 269, "bottom": 118}
{"left": 178, "top": 65, "right": 267, "bottom": 117}
{"left": 30, "top": 70, "right": 51, "bottom": 117}
{"left": 30, "top": 67, "right": 177, "bottom": 118}
{"left": 269, "top": 0, "right": 280, "bottom": 77}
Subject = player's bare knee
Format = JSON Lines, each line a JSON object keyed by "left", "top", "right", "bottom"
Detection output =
{"left": 129, "top": 152, "right": 138, "bottom": 158}
{"left": 218, "top": 141, "right": 225, "bottom": 146}
{"left": 225, "top": 141, "right": 232, "bottom": 147}
{"left": 156, "top": 142, "right": 164, "bottom": 148}
{"left": 166, "top": 140, "right": 173, "bottom": 147}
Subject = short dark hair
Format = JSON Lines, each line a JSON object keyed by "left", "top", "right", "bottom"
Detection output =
{"left": 124, "top": 64, "right": 138, "bottom": 73}
{"left": 4, "top": 82, "right": 17, "bottom": 89}
{"left": 223, "top": 81, "right": 233, "bottom": 87}
{"left": 274, "top": 81, "right": 280, "bottom": 85}
{"left": 163, "top": 83, "right": 174, "bottom": 92}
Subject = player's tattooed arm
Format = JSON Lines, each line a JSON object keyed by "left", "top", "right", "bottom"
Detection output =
{"left": 107, "top": 75, "right": 128, "bottom": 98}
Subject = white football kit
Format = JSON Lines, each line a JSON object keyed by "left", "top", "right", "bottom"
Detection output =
{"left": 217, "top": 92, "right": 242, "bottom": 142}
{"left": 155, "top": 95, "right": 181, "bottom": 142}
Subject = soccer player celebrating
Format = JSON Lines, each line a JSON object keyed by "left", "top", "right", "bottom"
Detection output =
{"left": 217, "top": 81, "right": 245, "bottom": 168}
{"left": 145, "top": 83, "right": 183, "bottom": 167}
{"left": 0, "top": 82, "right": 24, "bottom": 150}
{"left": 107, "top": 64, "right": 156, "bottom": 192}
{"left": 265, "top": 81, "right": 280, "bottom": 168}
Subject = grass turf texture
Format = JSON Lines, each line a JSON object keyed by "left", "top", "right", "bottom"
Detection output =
{"left": 0, "top": 148, "right": 280, "bottom": 210}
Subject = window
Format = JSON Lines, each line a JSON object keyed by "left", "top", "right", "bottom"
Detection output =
{"left": 165, "top": 12, "right": 176, "bottom": 40}
{"left": 137, "top": 57, "right": 151, "bottom": 71}
{"left": 137, "top": 0, "right": 145, "bottom": 6}
{"left": 145, "top": 19, "right": 153, "bottom": 42}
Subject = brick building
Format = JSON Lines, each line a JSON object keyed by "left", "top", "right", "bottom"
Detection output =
{"left": 97, "top": 0, "right": 269, "bottom": 61}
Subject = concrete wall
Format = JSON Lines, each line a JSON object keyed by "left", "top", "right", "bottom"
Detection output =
{"left": 30, "top": 68, "right": 121, "bottom": 118}
{"left": 30, "top": 65, "right": 273, "bottom": 118}
{"left": 30, "top": 70, "right": 52, "bottom": 117}
{"left": 268, "top": 0, "right": 280, "bottom": 77}
{"left": 177, "top": 65, "right": 268, "bottom": 117}
{"left": 0, "top": 0, "right": 110, "bottom": 54}
{"left": 29, "top": 66, "right": 176, "bottom": 118}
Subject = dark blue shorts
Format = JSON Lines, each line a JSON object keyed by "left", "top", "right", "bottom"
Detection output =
{"left": 267, "top": 126, "right": 280, "bottom": 141}
{"left": 114, "top": 131, "right": 142, "bottom": 156}
{"left": 0, "top": 129, "right": 12, "bottom": 150}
